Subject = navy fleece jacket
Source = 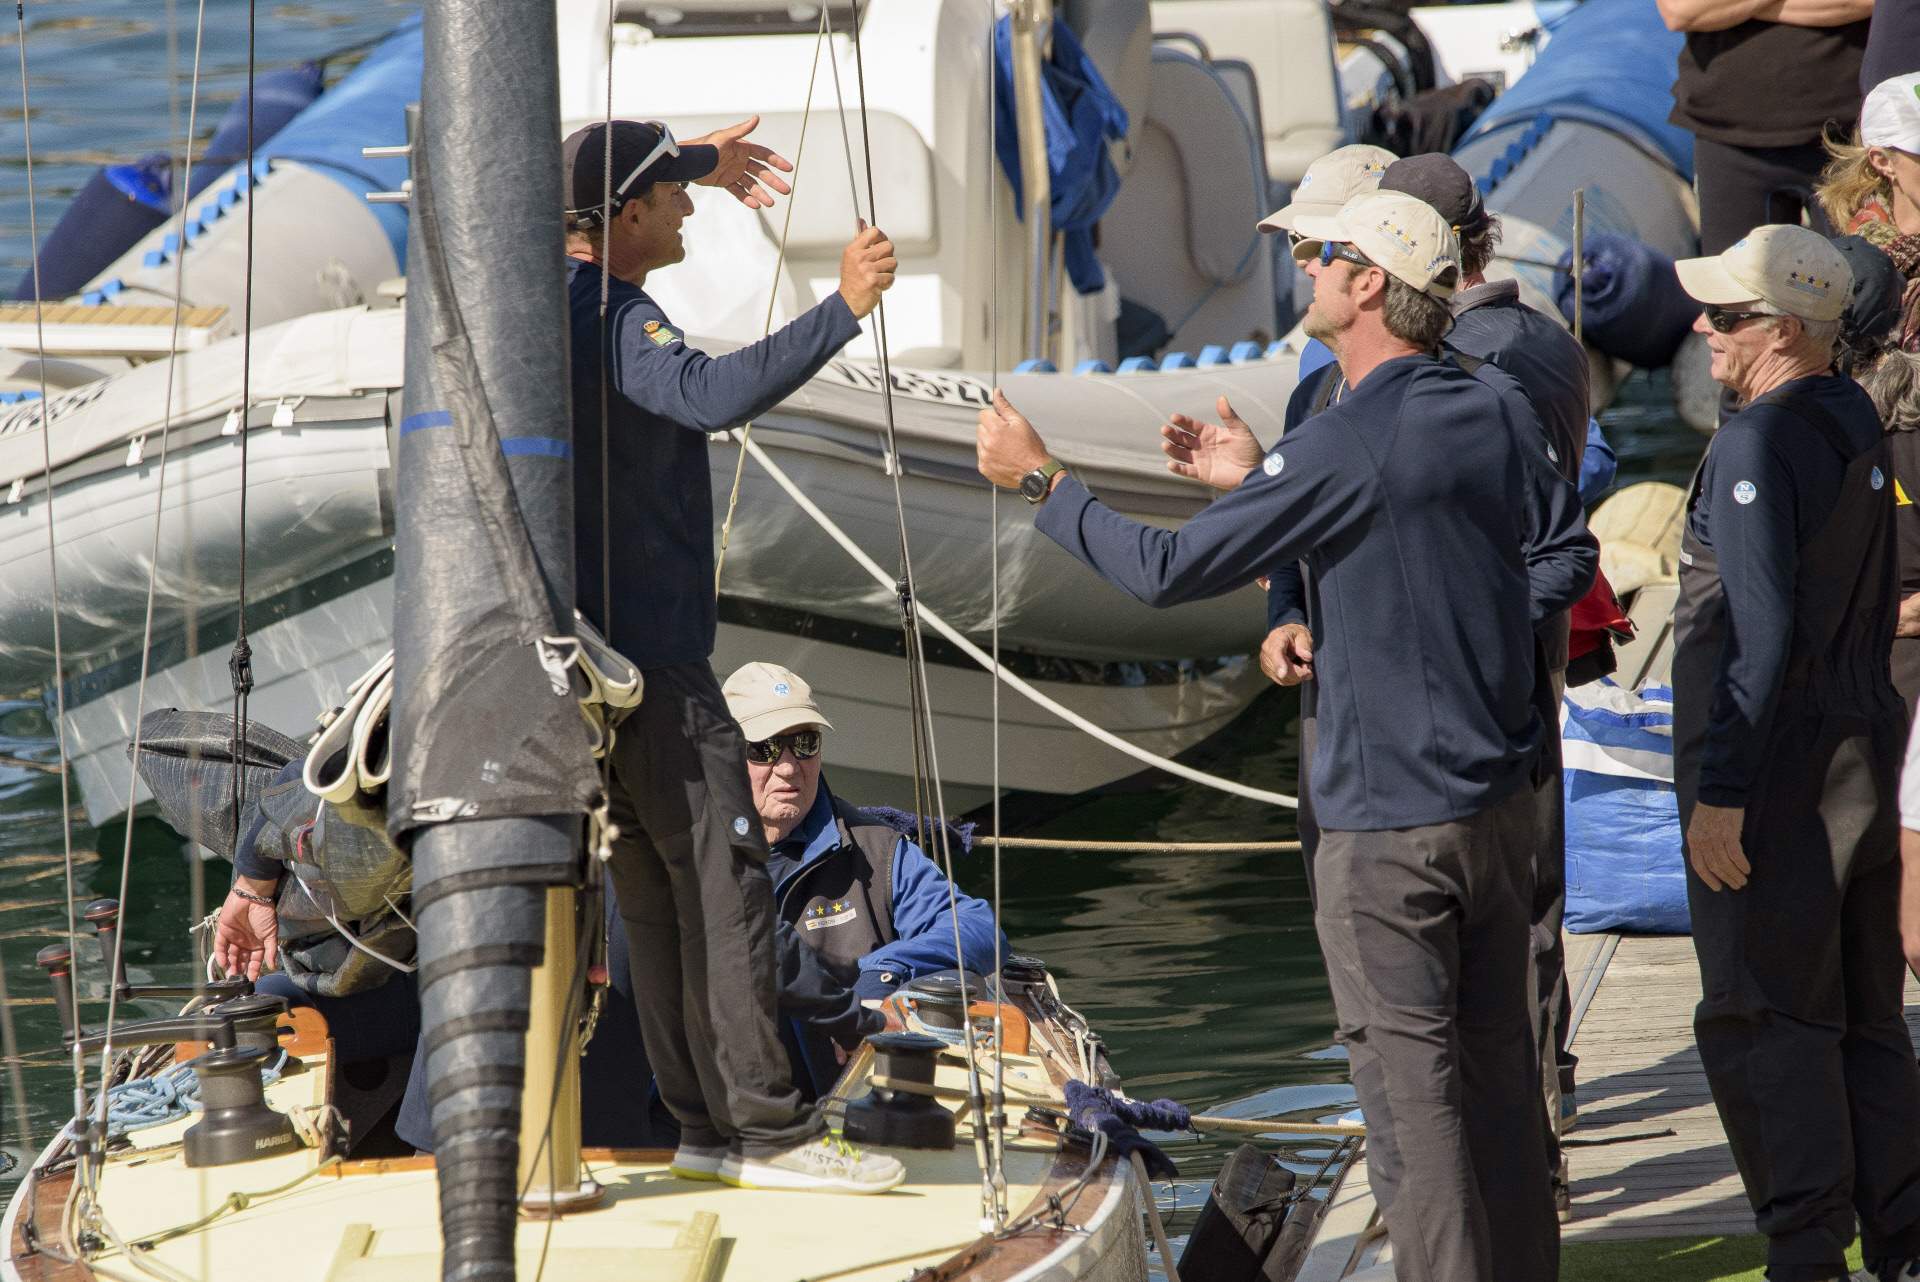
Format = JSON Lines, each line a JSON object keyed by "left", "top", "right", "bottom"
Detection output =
{"left": 1687, "top": 373, "right": 1885, "bottom": 805}
{"left": 1037, "top": 353, "right": 1596, "bottom": 831}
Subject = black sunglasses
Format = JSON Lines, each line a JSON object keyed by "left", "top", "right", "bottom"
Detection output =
{"left": 1703, "top": 304, "right": 1774, "bottom": 334}
{"left": 745, "top": 729, "right": 823, "bottom": 765}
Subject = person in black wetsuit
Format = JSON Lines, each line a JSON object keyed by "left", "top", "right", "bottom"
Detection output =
{"left": 559, "top": 118, "right": 902, "bottom": 1194}
{"left": 981, "top": 189, "right": 1596, "bottom": 1282}
{"left": 1672, "top": 223, "right": 1920, "bottom": 1282}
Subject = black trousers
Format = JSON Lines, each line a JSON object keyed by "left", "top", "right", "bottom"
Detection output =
{"left": 1315, "top": 787, "right": 1559, "bottom": 1282}
{"left": 1685, "top": 719, "right": 1920, "bottom": 1281}
{"left": 602, "top": 661, "right": 820, "bottom": 1157}
{"left": 1693, "top": 136, "right": 1835, "bottom": 256}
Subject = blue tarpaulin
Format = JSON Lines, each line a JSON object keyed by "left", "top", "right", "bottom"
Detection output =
{"left": 992, "top": 15, "right": 1129, "bottom": 295}
{"left": 1463, "top": 0, "right": 1694, "bottom": 181}
{"left": 1562, "top": 680, "right": 1691, "bottom": 935}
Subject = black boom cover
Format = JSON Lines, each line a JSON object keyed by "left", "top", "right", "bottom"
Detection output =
{"left": 1175, "top": 1143, "right": 1301, "bottom": 1282}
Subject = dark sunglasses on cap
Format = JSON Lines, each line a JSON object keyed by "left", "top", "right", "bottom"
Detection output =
{"left": 1703, "top": 304, "right": 1775, "bottom": 333}
{"left": 745, "top": 729, "right": 823, "bottom": 765}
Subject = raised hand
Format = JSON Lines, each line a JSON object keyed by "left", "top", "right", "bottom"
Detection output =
{"left": 837, "top": 223, "right": 898, "bottom": 319}
{"left": 686, "top": 115, "right": 796, "bottom": 209}
{"left": 1259, "top": 623, "right": 1315, "bottom": 687}
{"left": 1161, "top": 395, "right": 1266, "bottom": 490}
{"left": 213, "top": 878, "right": 280, "bottom": 982}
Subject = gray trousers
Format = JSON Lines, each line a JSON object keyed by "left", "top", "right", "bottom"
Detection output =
{"left": 1316, "top": 786, "right": 1559, "bottom": 1282}
{"left": 604, "top": 661, "right": 821, "bottom": 1157}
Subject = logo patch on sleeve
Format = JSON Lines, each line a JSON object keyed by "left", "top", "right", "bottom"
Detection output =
{"left": 1263, "top": 452, "right": 1285, "bottom": 477}
{"left": 1732, "top": 480, "right": 1757, "bottom": 505}
{"left": 642, "top": 319, "right": 679, "bottom": 348}
{"left": 1871, "top": 466, "right": 1886, "bottom": 491}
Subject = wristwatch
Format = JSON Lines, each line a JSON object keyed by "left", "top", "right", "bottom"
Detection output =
{"left": 1019, "top": 458, "right": 1066, "bottom": 505}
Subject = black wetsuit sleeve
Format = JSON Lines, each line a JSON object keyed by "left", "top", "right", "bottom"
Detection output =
{"left": 1697, "top": 422, "right": 1800, "bottom": 807}
{"left": 609, "top": 292, "right": 862, "bottom": 432}
{"left": 1034, "top": 417, "right": 1378, "bottom": 608}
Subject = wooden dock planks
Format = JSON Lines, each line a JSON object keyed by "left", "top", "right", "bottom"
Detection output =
{"left": 1564, "top": 932, "right": 1920, "bottom": 1242}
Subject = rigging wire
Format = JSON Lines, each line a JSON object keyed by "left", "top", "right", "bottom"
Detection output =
{"left": 222, "top": 0, "right": 261, "bottom": 996}
{"left": 713, "top": 4, "right": 830, "bottom": 589}
{"left": 985, "top": 0, "right": 1008, "bottom": 1223}
{"left": 832, "top": 0, "right": 999, "bottom": 1225}
{"left": 88, "top": 0, "right": 213, "bottom": 1175}
{"left": 13, "top": 0, "right": 90, "bottom": 1163}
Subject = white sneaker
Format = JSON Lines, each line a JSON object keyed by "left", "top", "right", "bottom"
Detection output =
{"left": 719, "top": 1135, "right": 905, "bottom": 1194}
{"left": 668, "top": 1142, "right": 727, "bottom": 1182}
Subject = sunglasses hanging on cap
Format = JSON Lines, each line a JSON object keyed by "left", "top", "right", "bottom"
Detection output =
{"left": 616, "top": 120, "right": 680, "bottom": 200}
{"left": 1703, "top": 304, "right": 1774, "bottom": 333}
{"left": 745, "top": 729, "right": 823, "bottom": 765}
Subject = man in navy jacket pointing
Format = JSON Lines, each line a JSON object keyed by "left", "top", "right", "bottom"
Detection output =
{"left": 978, "top": 189, "right": 1594, "bottom": 1282}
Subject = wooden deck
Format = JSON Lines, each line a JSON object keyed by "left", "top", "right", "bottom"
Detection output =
{"left": 1296, "top": 929, "right": 1920, "bottom": 1275}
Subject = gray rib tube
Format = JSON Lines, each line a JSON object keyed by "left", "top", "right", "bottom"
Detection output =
{"left": 395, "top": 2, "right": 579, "bottom": 1279}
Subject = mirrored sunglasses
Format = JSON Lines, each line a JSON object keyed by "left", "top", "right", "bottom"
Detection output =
{"left": 745, "top": 729, "right": 823, "bottom": 765}
{"left": 1319, "top": 239, "right": 1373, "bottom": 269}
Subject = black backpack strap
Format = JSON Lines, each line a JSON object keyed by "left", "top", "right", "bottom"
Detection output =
{"left": 1752, "top": 384, "right": 1856, "bottom": 461}
{"left": 1307, "top": 365, "right": 1335, "bottom": 415}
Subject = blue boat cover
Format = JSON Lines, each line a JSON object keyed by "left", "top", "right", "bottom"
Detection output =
{"left": 993, "top": 15, "right": 1129, "bottom": 295}
{"left": 1562, "top": 680, "right": 1691, "bottom": 935}
{"left": 193, "top": 63, "right": 327, "bottom": 200}
{"left": 254, "top": 15, "right": 422, "bottom": 264}
{"left": 1463, "top": 0, "right": 1694, "bottom": 181}
{"left": 1555, "top": 230, "right": 1700, "bottom": 369}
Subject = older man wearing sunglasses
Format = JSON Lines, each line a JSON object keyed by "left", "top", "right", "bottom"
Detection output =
{"left": 722, "top": 662, "right": 1004, "bottom": 1030}
{"left": 1671, "top": 224, "right": 1920, "bottom": 1282}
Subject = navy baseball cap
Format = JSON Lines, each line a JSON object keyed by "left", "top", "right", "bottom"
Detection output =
{"left": 562, "top": 120, "right": 718, "bottom": 221}
{"left": 1380, "top": 153, "right": 1489, "bottom": 234}
{"left": 1831, "top": 234, "right": 1905, "bottom": 363}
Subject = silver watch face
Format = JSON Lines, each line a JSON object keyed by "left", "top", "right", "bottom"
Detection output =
{"left": 1020, "top": 469, "right": 1048, "bottom": 501}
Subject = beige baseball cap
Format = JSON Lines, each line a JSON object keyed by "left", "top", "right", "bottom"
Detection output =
{"left": 1861, "top": 71, "right": 1920, "bottom": 154}
{"left": 722, "top": 661, "right": 834, "bottom": 743}
{"left": 1290, "top": 189, "right": 1463, "bottom": 300}
{"left": 1258, "top": 144, "right": 1396, "bottom": 234}
{"left": 1674, "top": 224, "right": 1852, "bottom": 323}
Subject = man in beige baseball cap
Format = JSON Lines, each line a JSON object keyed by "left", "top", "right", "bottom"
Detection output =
{"left": 1674, "top": 224, "right": 1852, "bottom": 403}
{"left": 1669, "top": 218, "right": 1920, "bottom": 1282}
{"left": 1257, "top": 143, "right": 1397, "bottom": 235}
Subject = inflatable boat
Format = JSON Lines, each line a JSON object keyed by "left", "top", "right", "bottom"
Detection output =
{"left": 0, "top": 0, "right": 1702, "bottom": 822}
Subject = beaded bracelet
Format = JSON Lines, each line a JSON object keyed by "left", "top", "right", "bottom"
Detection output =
{"left": 230, "top": 885, "right": 276, "bottom": 907}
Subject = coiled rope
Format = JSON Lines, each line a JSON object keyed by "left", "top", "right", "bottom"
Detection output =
{"left": 102, "top": 1050, "right": 288, "bottom": 1138}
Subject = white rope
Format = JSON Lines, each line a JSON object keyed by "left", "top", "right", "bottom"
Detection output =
{"left": 984, "top": 0, "right": 1009, "bottom": 1227}
{"left": 727, "top": 432, "right": 1299, "bottom": 808}
{"left": 13, "top": 0, "right": 88, "bottom": 1142}
{"left": 92, "top": 0, "right": 213, "bottom": 1165}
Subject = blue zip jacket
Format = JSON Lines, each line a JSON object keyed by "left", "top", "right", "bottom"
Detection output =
{"left": 566, "top": 260, "right": 862, "bottom": 668}
{"left": 1039, "top": 353, "right": 1596, "bottom": 830}
{"left": 769, "top": 781, "right": 1006, "bottom": 997}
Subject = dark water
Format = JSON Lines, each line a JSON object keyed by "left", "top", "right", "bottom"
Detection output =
{"left": 0, "top": 0, "right": 1708, "bottom": 1262}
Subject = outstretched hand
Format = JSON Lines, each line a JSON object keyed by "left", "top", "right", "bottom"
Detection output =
{"left": 213, "top": 878, "right": 280, "bottom": 982}
{"left": 977, "top": 388, "right": 1051, "bottom": 489}
{"left": 686, "top": 115, "right": 795, "bottom": 209}
{"left": 1161, "top": 396, "right": 1265, "bottom": 490}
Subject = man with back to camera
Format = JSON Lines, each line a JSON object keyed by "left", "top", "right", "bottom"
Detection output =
{"left": 979, "top": 188, "right": 1594, "bottom": 1281}
{"left": 561, "top": 116, "right": 903, "bottom": 1193}
{"left": 1672, "top": 223, "right": 1920, "bottom": 1282}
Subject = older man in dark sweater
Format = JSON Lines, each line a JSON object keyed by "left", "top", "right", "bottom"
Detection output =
{"left": 980, "top": 189, "right": 1595, "bottom": 1282}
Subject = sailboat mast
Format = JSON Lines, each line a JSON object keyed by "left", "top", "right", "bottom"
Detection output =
{"left": 395, "top": 0, "right": 595, "bottom": 1275}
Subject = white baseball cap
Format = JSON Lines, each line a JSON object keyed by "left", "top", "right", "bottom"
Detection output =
{"left": 722, "top": 661, "right": 834, "bottom": 742}
{"left": 1290, "top": 189, "right": 1463, "bottom": 300}
{"left": 1674, "top": 224, "right": 1853, "bottom": 322}
{"left": 1258, "top": 145, "right": 1396, "bottom": 234}
{"left": 1861, "top": 71, "right": 1920, "bottom": 154}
